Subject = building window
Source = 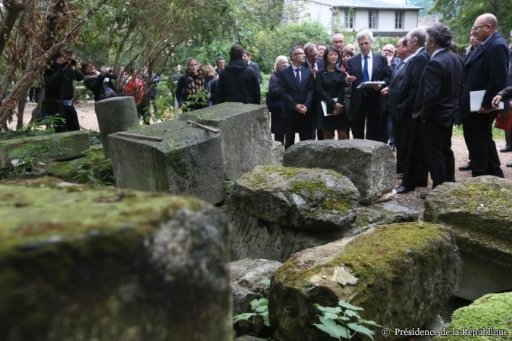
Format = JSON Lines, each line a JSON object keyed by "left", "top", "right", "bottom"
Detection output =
{"left": 344, "top": 9, "right": 354, "bottom": 29}
{"left": 368, "top": 10, "right": 378, "bottom": 29}
{"left": 395, "top": 11, "right": 404, "bottom": 29}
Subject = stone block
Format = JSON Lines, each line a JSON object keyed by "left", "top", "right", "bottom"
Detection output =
{"left": 423, "top": 176, "right": 512, "bottom": 300}
{"left": 0, "top": 183, "right": 232, "bottom": 341}
{"left": 269, "top": 223, "right": 461, "bottom": 341}
{"left": 0, "top": 131, "right": 90, "bottom": 169}
{"left": 283, "top": 139, "right": 396, "bottom": 204}
{"left": 109, "top": 120, "right": 225, "bottom": 204}
{"left": 180, "top": 103, "right": 282, "bottom": 180}
{"left": 94, "top": 96, "right": 140, "bottom": 157}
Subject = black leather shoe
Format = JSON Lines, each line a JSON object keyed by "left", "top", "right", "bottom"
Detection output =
{"left": 419, "top": 192, "right": 429, "bottom": 200}
{"left": 458, "top": 163, "right": 471, "bottom": 171}
{"left": 396, "top": 185, "right": 414, "bottom": 194}
{"left": 500, "top": 147, "right": 512, "bottom": 153}
{"left": 507, "top": 162, "right": 512, "bottom": 168}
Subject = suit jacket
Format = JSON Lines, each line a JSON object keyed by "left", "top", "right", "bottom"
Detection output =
{"left": 460, "top": 32, "right": 510, "bottom": 117}
{"left": 388, "top": 59, "right": 409, "bottom": 120}
{"left": 347, "top": 53, "right": 391, "bottom": 115}
{"left": 248, "top": 61, "right": 263, "bottom": 84}
{"left": 415, "top": 49, "right": 463, "bottom": 127}
{"left": 399, "top": 47, "right": 430, "bottom": 119}
{"left": 278, "top": 65, "right": 314, "bottom": 119}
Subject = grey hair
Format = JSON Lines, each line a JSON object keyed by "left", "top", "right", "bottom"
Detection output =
{"left": 356, "top": 30, "right": 374, "bottom": 43}
{"left": 406, "top": 28, "right": 427, "bottom": 47}
{"left": 273, "top": 55, "right": 288, "bottom": 72}
{"left": 426, "top": 23, "right": 453, "bottom": 48}
{"left": 303, "top": 42, "right": 317, "bottom": 54}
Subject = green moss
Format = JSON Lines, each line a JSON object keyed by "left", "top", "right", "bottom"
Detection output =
{"left": 276, "top": 222, "right": 445, "bottom": 291}
{"left": 445, "top": 182, "right": 512, "bottom": 216}
{"left": 246, "top": 166, "right": 300, "bottom": 189}
{"left": 0, "top": 184, "right": 203, "bottom": 255}
{"left": 447, "top": 293, "right": 512, "bottom": 341}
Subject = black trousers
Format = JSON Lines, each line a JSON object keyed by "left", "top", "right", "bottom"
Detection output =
{"left": 283, "top": 114, "right": 314, "bottom": 149}
{"left": 351, "top": 97, "right": 382, "bottom": 141}
{"left": 400, "top": 114, "right": 428, "bottom": 188}
{"left": 420, "top": 119, "right": 455, "bottom": 188}
{"left": 462, "top": 113, "right": 503, "bottom": 177}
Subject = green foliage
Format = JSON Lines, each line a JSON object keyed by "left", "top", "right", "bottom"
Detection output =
{"left": 233, "top": 298, "right": 270, "bottom": 327}
{"left": 432, "top": 0, "right": 512, "bottom": 44}
{"left": 180, "top": 89, "right": 210, "bottom": 112}
{"left": 313, "top": 300, "right": 380, "bottom": 340}
{"left": 8, "top": 144, "right": 49, "bottom": 176}
{"left": 253, "top": 21, "right": 330, "bottom": 73}
{"left": 73, "top": 149, "right": 114, "bottom": 185}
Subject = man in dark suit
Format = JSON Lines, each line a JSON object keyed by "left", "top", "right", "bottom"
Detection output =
{"left": 279, "top": 46, "right": 315, "bottom": 149}
{"left": 416, "top": 24, "right": 463, "bottom": 189}
{"left": 460, "top": 13, "right": 509, "bottom": 177}
{"left": 381, "top": 37, "right": 413, "bottom": 174}
{"left": 346, "top": 30, "right": 391, "bottom": 141}
{"left": 243, "top": 51, "right": 263, "bottom": 84}
{"left": 395, "top": 28, "right": 430, "bottom": 194}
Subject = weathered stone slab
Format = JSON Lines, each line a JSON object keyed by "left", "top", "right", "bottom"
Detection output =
{"left": 180, "top": 103, "right": 282, "bottom": 180}
{"left": 230, "top": 165, "right": 359, "bottom": 232}
{"left": 109, "top": 120, "right": 225, "bottom": 204}
{"left": 353, "top": 202, "right": 420, "bottom": 229}
{"left": 95, "top": 96, "right": 140, "bottom": 157}
{"left": 0, "top": 183, "right": 231, "bottom": 341}
{"left": 269, "top": 223, "right": 461, "bottom": 341}
{"left": 0, "top": 130, "right": 90, "bottom": 169}
{"left": 283, "top": 139, "right": 395, "bottom": 204}
{"left": 423, "top": 176, "right": 512, "bottom": 300}
{"left": 447, "top": 292, "right": 512, "bottom": 340}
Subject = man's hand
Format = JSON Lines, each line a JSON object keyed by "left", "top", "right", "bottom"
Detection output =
{"left": 345, "top": 73, "right": 356, "bottom": 84}
{"left": 491, "top": 94, "right": 503, "bottom": 109}
{"left": 296, "top": 104, "right": 308, "bottom": 114}
{"left": 380, "top": 87, "right": 389, "bottom": 96}
{"left": 333, "top": 103, "right": 343, "bottom": 115}
{"left": 478, "top": 106, "right": 493, "bottom": 114}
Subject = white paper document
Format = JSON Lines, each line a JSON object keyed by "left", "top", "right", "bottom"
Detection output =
{"left": 470, "top": 90, "right": 503, "bottom": 112}
{"left": 321, "top": 98, "right": 338, "bottom": 116}
{"left": 356, "top": 81, "right": 385, "bottom": 89}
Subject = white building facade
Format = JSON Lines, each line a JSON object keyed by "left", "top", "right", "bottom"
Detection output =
{"left": 284, "top": 0, "right": 422, "bottom": 36}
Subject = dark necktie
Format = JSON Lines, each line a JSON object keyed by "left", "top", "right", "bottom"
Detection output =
{"left": 295, "top": 67, "right": 301, "bottom": 84}
{"left": 363, "top": 55, "right": 370, "bottom": 82}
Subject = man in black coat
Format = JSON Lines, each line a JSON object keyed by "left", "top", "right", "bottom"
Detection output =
{"left": 346, "top": 30, "right": 391, "bottom": 141}
{"left": 382, "top": 37, "right": 413, "bottom": 174}
{"left": 416, "top": 24, "right": 464, "bottom": 189}
{"left": 395, "top": 28, "right": 430, "bottom": 194}
{"left": 460, "top": 13, "right": 509, "bottom": 177}
{"left": 218, "top": 44, "right": 261, "bottom": 104}
{"left": 279, "top": 46, "right": 315, "bottom": 149}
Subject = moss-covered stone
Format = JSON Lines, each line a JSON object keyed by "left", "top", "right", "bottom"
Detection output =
{"left": 45, "top": 146, "right": 114, "bottom": 185}
{"left": 445, "top": 292, "right": 512, "bottom": 341}
{"left": 269, "top": 222, "right": 461, "bottom": 341}
{"left": 231, "top": 165, "right": 359, "bottom": 232}
{"left": 0, "top": 183, "right": 232, "bottom": 341}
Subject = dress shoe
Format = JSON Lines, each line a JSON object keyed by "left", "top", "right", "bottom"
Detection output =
{"left": 396, "top": 185, "right": 414, "bottom": 194}
{"left": 507, "top": 162, "right": 512, "bottom": 168}
{"left": 500, "top": 147, "right": 512, "bottom": 153}
{"left": 458, "top": 163, "right": 471, "bottom": 171}
{"left": 419, "top": 191, "right": 429, "bottom": 200}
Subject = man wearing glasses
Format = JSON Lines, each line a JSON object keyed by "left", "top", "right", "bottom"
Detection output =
{"left": 460, "top": 13, "right": 509, "bottom": 177}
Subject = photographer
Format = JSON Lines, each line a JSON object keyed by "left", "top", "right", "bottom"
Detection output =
{"left": 44, "top": 48, "right": 84, "bottom": 132}
{"left": 81, "top": 60, "right": 118, "bottom": 101}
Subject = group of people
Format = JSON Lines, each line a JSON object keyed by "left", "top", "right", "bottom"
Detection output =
{"left": 42, "top": 47, "right": 161, "bottom": 130}
{"left": 262, "top": 13, "right": 512, "bottom": 197}
{"left": 175, "top": 47, "right": 263, "bottom": 111}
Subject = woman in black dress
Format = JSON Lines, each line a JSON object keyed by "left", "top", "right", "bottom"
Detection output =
{"left": 316, "top": 47, "right": 348, "bottom": 139}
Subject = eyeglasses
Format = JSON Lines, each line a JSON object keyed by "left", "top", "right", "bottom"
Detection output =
{"left": 383, "top": 49, "right": 393, "bottom": 52}
{"left": 471, "top": 24, "right": 488, "bottom": 32}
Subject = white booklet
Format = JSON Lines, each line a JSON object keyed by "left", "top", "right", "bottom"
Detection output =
{"left": 321, "top": 98, "right": 338, "bottom": 116}
{"left": 356, "top": 81, "right": 385, "bottom": 89}
{"left": 470, "top": 90, "right": 503, "bottom": 112}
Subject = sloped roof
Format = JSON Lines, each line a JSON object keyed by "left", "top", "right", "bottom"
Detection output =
{"left": 309, "top": 0, "right": 422, "bottom": 10}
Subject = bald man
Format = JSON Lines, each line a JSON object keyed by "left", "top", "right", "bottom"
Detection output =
{"left": 460, "top": 13, "right": 509, "bottom": 177}
{"left": 332, "top": 33, "right": 345, "bottom": 53}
